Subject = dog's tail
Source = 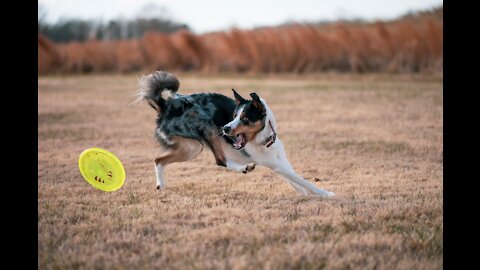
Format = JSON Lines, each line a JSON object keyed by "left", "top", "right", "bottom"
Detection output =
{"left": 135, "top": 71, "right": 180, "bottom": 112}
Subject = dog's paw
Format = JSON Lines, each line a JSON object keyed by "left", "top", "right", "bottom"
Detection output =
{"left": 312, "top": 190, "right": 335, "bottom": 198}
{"left": 318, "top": 191, "right": 335, "bottom": 198}
{"left": 241, "top": 163, "right": 256, "bottom": 174}
{"left": 156, "top": 185, "right": 164, "bottom": 191}
{"left": 325, "top": 191, "right": 335, "bottom": 197}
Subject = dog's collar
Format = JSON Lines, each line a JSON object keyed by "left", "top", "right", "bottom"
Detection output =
{"left": 262, "top": 120, "right": 277, "bottom": 148}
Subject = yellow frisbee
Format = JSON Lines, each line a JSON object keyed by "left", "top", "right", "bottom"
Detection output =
{"left": 78, "top": 148, "right": 126, "bottom": 192}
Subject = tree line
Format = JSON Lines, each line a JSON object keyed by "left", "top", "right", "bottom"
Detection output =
{"left": 38, "top": 18, "right": 190, "bottom": 43}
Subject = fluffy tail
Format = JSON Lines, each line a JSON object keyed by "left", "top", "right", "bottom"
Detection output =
{"left": 135, "top": 71, "right": 180, "bottom": 112}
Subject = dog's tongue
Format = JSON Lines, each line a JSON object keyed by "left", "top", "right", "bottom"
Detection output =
{"left": 233, "top": 134, "right": 246, "bottom": 149}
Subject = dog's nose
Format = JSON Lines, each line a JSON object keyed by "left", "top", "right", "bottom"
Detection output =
{"left": 223, "top": 126, "right": 231, "bottom": 133}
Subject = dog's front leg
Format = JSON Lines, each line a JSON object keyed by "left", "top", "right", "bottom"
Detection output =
{"left": 265, "top": 156, "right": 334, "bottom": 197}
{"left": 275, "top": 168, "right": 335, "bottom": 197}
{"left": 260, "top": 142, "right": 334, "bottom": 197}
{"left": 206, "top": 133, "right": 256, "bottom": 174}
{"left": 273, "top": 166, "right": 334, "bottom": 197}
{"left": 225, "top": 160, "right": 256, "bottom": 174}
{"left": 286, "top": 181, "right": 310, "bottom": 195}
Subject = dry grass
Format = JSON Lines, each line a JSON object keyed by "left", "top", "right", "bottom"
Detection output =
{"left": 38, "top": 73, "right": 443, "bottom": 269}
{"left": 38, "top": 8, "right": 443, "bottom": 75}
{"left": 38, "top": 34, "right": 61, "bottom": 73}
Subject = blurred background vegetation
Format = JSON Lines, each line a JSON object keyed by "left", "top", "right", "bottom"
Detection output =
{"left": 38, "top": 3, "right": 442, "bottom": 75}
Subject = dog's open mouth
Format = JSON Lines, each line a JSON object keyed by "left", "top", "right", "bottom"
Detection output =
{"left": 233, "top": 133, "right": 246, "bottom": 150}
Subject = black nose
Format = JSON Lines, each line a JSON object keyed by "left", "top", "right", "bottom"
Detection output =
{"left": 223, "top": 126, "right": 231, "bottom": 133}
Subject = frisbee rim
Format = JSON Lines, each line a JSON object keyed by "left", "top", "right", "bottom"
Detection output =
{"left": 78, "top": 147, "right": 126, "bottom": 192}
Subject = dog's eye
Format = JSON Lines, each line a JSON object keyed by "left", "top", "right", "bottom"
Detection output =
{"left": 241, "top": 117, "right": 249, "bottom": 124}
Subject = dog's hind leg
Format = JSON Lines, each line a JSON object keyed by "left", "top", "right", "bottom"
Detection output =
{"left": 154, "top": 161, "right": 166, "bottom": 189}
{"left": 154, "top": 136, "right": 204, "bottom": 190}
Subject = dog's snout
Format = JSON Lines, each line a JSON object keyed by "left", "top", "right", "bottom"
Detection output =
{"left": 223, "top": 126, "right": 231, "bottom": 133}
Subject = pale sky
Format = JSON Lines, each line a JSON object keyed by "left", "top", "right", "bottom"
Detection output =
{"left": 38, "top": 0, "right": 443, "bottom": 34}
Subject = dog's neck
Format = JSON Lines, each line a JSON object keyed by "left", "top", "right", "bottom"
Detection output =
{"left": 255, "top": 99, "right": 278, "bottom": 146}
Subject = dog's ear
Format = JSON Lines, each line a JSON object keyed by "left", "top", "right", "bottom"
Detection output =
{"left": 250, "top": 93, "right": 266, "bottom": 115}
{"left": 232, "top": 89, "right": 246, "bottom": 105}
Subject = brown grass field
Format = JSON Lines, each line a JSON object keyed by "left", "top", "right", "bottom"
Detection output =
{"left": 38, "top": 7, "right": 442, "bottom": 75}
{"left": 38, "top": 73, "right": 443, "bottom": 269}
